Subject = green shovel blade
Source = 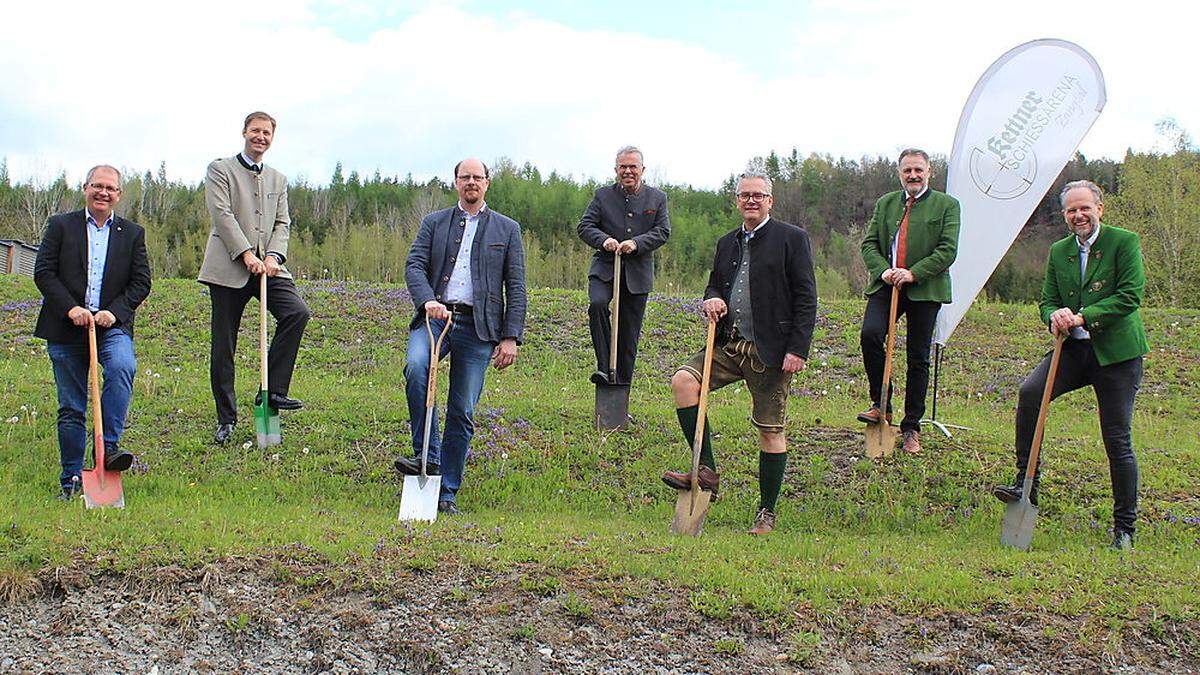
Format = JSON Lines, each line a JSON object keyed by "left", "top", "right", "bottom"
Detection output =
{"left": 254, "top": 390, "right": 281, "bottom": 448}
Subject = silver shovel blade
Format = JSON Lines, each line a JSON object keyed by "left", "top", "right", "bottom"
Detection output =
{"left": 1000, "top": 499, "right": 1039, "bottom": 550}
{"left": 398, "top": 475, "right": 441, "bottom": 522}
{"left": 595, "top": 384, "right": 630, "bottom": 431}
{"left": 670, "top": 487, "right": 712, "bottom": 536}
{"left": 864, "top": 422, "right": 897, "bottom": 459}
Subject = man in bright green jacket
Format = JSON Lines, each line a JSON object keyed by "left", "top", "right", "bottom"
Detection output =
{"left": 858, "top": 149, "right": 960, "bottom": 454}
{"left": 992, "top": 180, "right": 1149, "bottom": 551}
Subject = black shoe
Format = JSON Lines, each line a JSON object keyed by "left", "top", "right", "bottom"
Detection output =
{"left": 103, "top": 442, "right": 134, "bottom": 472}
{"left": 590, "top": 371, "right": 610, "bottom": 386}
{"left": 214, "top": 422, "right": 236, "bottom": 445}
{"left": 437, "top": 500, "right": 459, "bottom": 515}
{"left": 255, "top": 391, "right": 304, "bottom": 411}
{"left": 1109, "top": 531, "right": 1134, "bottom": 551}
{"left": 992, "top": 484, "right": 1038, "bottom": 507}
{"left": 395, "top": 456, "right": 440, "bottom": 476}
{"left": 57, "top": 476, "right": 81, "bottom": 501}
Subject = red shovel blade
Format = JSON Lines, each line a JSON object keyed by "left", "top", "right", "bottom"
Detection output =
{"left": 81, "top": 467, "right": 125, "bottom": 508}
{"left": 82, "top": 435, "right": 124, "bottom": 509}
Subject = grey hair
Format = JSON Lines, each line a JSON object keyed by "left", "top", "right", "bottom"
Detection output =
{"left": 737, "top": 169, "right": 773, "bottom": 195}
{"left": 615, "top": 145, "right": 643, "bottom": 164}
{"left": 1059, "top": 180, "right": 1103, "bottom": 208}
{"left": 898, "top": 148, "right": 930, "bottom": 165}
{"left": 84, "top": 165, "right": 123, "bottom": 189}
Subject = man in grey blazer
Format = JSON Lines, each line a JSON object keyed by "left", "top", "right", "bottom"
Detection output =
{"left": 198, "top": 112, "right": 311, "bottom": 445}
{"left": 577, "top": 146, "right": 670, "bottom": 385}
{"left": 395, "top": 158, "right": 527, "bottom": 514}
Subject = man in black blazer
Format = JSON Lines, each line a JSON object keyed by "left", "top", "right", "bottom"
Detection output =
{"left": 661, "top": 170, "right": 817, "bottom": 535}
{"left": 394, "top": 158, "right": 528, "bottom": 514}
{"left": 577, "top": 146, "right": 670, "bottom": 385}
{"left": 33, "top": 165, "right": 151, "bottom": 499}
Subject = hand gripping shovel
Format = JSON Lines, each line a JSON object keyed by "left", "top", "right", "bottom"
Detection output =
{"left": 595, "top": 251, "right": 630, "bottom": 431}
{"left": 81, "top": 318, "right": 124, "bottom": 509}
{"left": 399, "top": 315, "right": 453, "bottom": 522}
{"left": 1001, "top": 332, "right": 1066, "bottom": 551}
{"left": 865, "top": 284, "right": 900, "bottom": 458}
{"left": 254, "top": 274, "right": 281, "bottom": 448}
{"left": 670, "top": 320, "right": 717, "bottom": 536}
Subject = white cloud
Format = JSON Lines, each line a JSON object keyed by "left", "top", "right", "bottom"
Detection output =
{"left": 0, "top": 0, "right": 1194, "bottom": 188}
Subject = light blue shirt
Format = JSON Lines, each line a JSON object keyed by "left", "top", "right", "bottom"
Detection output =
{"left": 1071, "top": 224, "right": 1101, "bottom": 340}
{"left": 84, "top": 209, "right": 113, "bottom": 311}
{"left": 445, "top": 203, "right": 486, "bottom": 305}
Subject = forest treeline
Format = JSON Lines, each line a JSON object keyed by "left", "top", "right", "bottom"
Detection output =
{"left": 2, "top": 131, "right": 1197, "bottom": 306}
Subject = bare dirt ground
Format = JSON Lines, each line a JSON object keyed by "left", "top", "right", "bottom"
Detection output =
{"left": 1, "top": 555, "right": 1196, "bottom": 674}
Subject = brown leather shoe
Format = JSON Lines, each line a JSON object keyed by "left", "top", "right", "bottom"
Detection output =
{"left": 857, "top": 405, "right": 884, "bottom": 424}
{"left": 661, "top": 465, "right": 719, "bottom": 496}
{"left": 902, "top": 429, "right": 922, "bottom": 454}
{"left": 748, "top": 508, "right": 776, "bottom": 535}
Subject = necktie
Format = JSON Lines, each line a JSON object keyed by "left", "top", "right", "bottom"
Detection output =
{"left": 895, "top": 195, "right": 916, "bottom": 268}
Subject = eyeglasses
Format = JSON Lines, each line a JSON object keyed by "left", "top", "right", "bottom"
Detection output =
{"left": 87, "top": 183, "right": 121, "bottom": 194}
{"left": 456, "top": 174, "right": 487, "bottom": 183}
{"left": 617, "top": 164, "right": 642, "bottom": 171}
{"left": 736, "top": 192, "right": 771, "bottom": 203}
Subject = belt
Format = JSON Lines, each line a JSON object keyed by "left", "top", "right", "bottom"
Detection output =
{"left": 446, "top": 302, "right": 473, "bottom": 315}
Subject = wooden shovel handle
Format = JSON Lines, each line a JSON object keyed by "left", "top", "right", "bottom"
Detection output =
{"left": 87, "top": 317, "right": 104, "bottom": 469}
{"left": 260, "top": 273, "right": 269, "bottom": 392}
{"left": 690, "top": 320, "right": 717, "bottom": 487}
{"left": 609, "top": 252, "right": 621, "bottom": 375}
{"left": 1026, "top": 333, "right": 1066, "bottom": 481}
{"left": 879, "top": 284, "right": 901, "bottom": 411}
{"left": 424, "top": 314, "right": 454, "bottom": 408}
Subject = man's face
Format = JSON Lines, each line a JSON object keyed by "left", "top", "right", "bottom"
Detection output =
{"left": 242, "top": 119, "right": 274, "bottom": 159}
{"left": 455, "top": 159, "right": 490, "bottom": 205}
{"left": 1062, "top": 187, "right": 1103, "bottom": 241}
{"left": 736, "top": 177, "right": 773, "bottom": 227}
{"left": 84, "top": 168, "right": 122, "bottom": 218}
{"left": 614, "top": 152, "right": 644, "bottom": 192}
{"left": 897, "top": 155, "right": 930, "bottom": 196}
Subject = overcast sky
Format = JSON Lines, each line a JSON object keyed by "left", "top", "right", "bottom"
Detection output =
{"left": 1, "top": 0, "right": 1194, "bottom": 188}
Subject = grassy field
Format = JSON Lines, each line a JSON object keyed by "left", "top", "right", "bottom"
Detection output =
{"left": 1, "top": 276, "right": 1198, "bottom": 665}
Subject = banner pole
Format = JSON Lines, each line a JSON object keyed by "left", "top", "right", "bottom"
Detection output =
{"left": 921, "top": 343, "right": 970, "bottom": 438}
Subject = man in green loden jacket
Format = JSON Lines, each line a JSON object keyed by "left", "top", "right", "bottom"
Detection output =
{"left": 858, "top": 149, "right": 960, "bottom": 454}
{"left": 992, "top": 180, "right": 1149, "bottom": 551}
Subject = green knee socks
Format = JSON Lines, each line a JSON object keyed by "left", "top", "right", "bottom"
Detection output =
{"left": 758, "top": 451, "right": 787, "bottom": 511}
{"left": 676, "top": 405, "right": 714, "bottom": 470}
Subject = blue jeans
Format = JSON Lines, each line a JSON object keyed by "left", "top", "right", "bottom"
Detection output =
{"left": 47, "top": 329, "right": 137, "bottom": 488}
{"left": 404, "top": 316, "right": 494, "bottom": 503}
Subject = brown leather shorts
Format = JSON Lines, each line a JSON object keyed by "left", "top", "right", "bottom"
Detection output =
{"left": 677, "top": 338, "right": 793, "bottom": 431}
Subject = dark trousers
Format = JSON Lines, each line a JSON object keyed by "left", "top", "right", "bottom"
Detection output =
{"left": 860, "top": 288, "right": 940, "bottom": 432}
{"left": 587, "top": 273, "right": 648, "bottom": 384}
{"left": 1015, "top": 340, "right": 1142, "bottom": 534}
{"left": 207, "top": 276, "right": 311, "bottom": 424}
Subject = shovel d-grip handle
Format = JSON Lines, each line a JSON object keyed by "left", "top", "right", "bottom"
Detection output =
{"left": 424, "top": 314, "right": 453, "bottom": 408}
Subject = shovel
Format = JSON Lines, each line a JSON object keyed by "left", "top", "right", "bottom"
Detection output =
{"left": 81, "top": 318, "right": 124, "bottom": 509}
{"left": 254, "top": 274, "right": 281, "bottom": 448}
{"left": 865, "top": 284, "right": 900, "bottom": 459}
{"left": 399, "top": 314, "right": 453, "bottom": 522}
{"left": 1001, "top": 332, "right": 1066, "bottom": 551}
{"left": 670, "top": 319, "right": 716, "bottom": 536}
{"left": 595, "top": 251, "right": 630, "bottom": 431}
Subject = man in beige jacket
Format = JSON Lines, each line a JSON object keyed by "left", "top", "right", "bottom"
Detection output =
{"left": 198, "top": 111, "right": 310, "bottom": 445}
